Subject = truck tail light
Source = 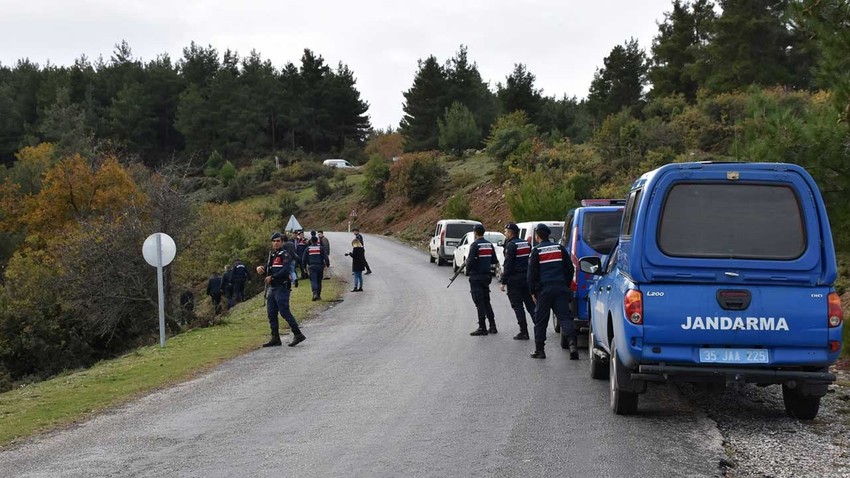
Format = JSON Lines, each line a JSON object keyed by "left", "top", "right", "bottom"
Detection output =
{"left": 828, "top": 292, "right": 843, "bottom": 328}
{"left": 440, "top": 229, "right": 445, "bottom": 246}
{"left": 829, "top": 341, "right": 842, "bottom": 353}
{"left": 624, "top": 290, "right": 643, "bottom": 325}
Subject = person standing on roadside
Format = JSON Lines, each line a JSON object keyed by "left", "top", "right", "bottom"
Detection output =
{"left": 256, "top": 232, "right": 306, "bottom": 347}
{"left": 318, "top": 230, "right": 331, "bottom": 279}
{"left": 295, "top": 231, "right": 308, "bottom": 279}
{"left": 352, "top": 227, "right": 372, "bottom": 274}
{"left": 467, "top": 224, "right": 499, "bottom": 336}
{"left": 500, "top": 223, "right": 535, "bottom": 340}
{"left": 231, "top": 258, "right": 250, "bottom": 303}
{"left": 222, "top": 265, "right": 234, "bottom": 309}
{"left": 527, "top": 223, "right": 577, "bottom": 360}
{"left": 302, "top": 235, "right": 330, "bottom": 301}
{"left": 345, "top": 239, "right": 366, "bottom": 291}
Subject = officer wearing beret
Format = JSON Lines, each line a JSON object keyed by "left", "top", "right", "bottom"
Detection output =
{"left": 527, "top": 223, "right": 577, "bottom": 359}
{"left": 467, "top": 224, "right": 499, "bottom": 336}
{"left": 500, "top": 223, "right": 535, "bottom": 340}
{"left": 256, "top": 232, "right": 306, "bottom": 347}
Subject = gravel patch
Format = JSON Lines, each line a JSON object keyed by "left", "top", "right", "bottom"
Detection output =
{"left": 680, "top": 366, "right": 850, "bottom": 478}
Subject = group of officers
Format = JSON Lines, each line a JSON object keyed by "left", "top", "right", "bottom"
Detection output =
{"left": 465, "top": 222, "right": 578, "bottom": 360}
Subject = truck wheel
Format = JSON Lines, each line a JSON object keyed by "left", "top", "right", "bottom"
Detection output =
{"left": 437, "top": 256, "right": 446, "bottom": 266}
{"left": 609, "top": 337, "right": 638, "bottom": 415}
{"left": 782, "top": 385, "right": 820, "bottom": 420}
{"left": 589, "top": 328, "right": 606, "bottom": 380}
{"left": 430, "top": 254, "right": 436, "bottom": 263}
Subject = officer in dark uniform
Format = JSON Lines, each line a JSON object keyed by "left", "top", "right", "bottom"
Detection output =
{"left": 467, "top": 224, "right": 499, "bottom": 336}
{"left": 231, "top": 258, "right": 250, "bottom": 303}
{"left": 527, "top": 223, "right": 577, "bottom": 359}
{"left": 302, "top": 235, "right": 330, "bottom": 301}
{"left": 499, "top": 223, "right": 535, "bottom": 340}
{"left": 222, "top": 265, "right": 234, "bottom": 308}
{"left": 206, "top": 272, "right": 223, "bottom": 314}
{"left": 256, "top": 232, "right": 306, "bottom": 347}
{"left": 295, "top": 231, "right": 308, "bottom": 279}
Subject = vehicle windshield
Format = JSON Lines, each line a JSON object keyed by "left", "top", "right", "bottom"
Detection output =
{"left": 484, "top": 232, "right": 505, "bottom": 244}
{"left": 446, "top": 224, "right": 477, "bottom": 238}
{"left": 658, "top": 183, "right": 805, "bottom": 259}
{"left": 582, "top": 211, "right": 623, "bottom": 255}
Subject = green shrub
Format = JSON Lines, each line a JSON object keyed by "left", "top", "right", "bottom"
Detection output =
{"left": 314, "top": 177, "right": 333, "bottom": 200}
{"left": 442, "top": 192, "right": 471, "bottom": 219}
{"left": 438, "top": 102, "right": 480, "bottom": 154}
{"left": 486, "top": 111, "right": 537, "bottom": 161}
{"left": 451, "top": 171, "right": 477, "bottom": 189}
{"left": 507, "top": 171, "right": 576, "bottom": 222}
{"left": 251, "top": 159, "right": 275, "bottom": 183}
{"left": 388, "top": 152, "right": 445, "bottom": 204}
{"left": 277, "top": 190, "right": 301, "bottom": 220}
{"left": 361, "top": 156, "right": 391, "bottom": 205}
{"left": 204, "top": 150, "right": 225, "bottom": 177}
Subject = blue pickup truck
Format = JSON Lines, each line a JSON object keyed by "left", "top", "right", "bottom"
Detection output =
{"left": 580, "top": 162, "right": 843, "bottom": 418}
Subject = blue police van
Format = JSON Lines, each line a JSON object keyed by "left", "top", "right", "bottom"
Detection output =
{"left": 561, "top": 200, "right": 625, "bottom": 348}
{"left": 580, "top": 162, "right": 843, "bottom": 418}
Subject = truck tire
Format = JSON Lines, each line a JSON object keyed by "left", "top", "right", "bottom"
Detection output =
{"left": 430, "top": 254, "right": 436, "bottom": 263}
{"left": 589, "top": 328, "right": 606, "bottom": 380}
{"left": 782, "top": 384, "right": 820, "bottom": 420}
{"left": 609, "top": 337, "right": 638, "bottom": 415}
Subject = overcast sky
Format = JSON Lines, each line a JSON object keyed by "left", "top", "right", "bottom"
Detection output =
{"left": 0, "top": 0, "right": 674, "bottom": 129}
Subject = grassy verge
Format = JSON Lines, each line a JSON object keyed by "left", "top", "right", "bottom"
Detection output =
{"left": 0, "top": 278, "right": 343, "bottom": 448}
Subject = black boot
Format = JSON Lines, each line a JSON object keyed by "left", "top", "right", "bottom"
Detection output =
{"left": 312, "top": 293, "right": 318, "bottom": 301}
{"left": 488, "top": 322, "right": 498, "bottom": 334}
{"left": 470, "top": 325, "right": 488, "bottom": 336}
{"left": 530, "top": 341, "right": 546, "bottom": 359}
{"left": 568, "top": 338, "right": 579, "bottom": 360}
{"left": 288, "top": 324, "right": 306, "bottom": 347}
{"left": 514, "top": 324, "right": 529, "bottom": 340}
{"left": 262, "top": 330, "right": 282, "bottom": 347}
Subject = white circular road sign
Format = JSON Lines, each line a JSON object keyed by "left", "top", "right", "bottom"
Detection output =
{"left": 142, "top": 233, "right": 176, "bottom": 267}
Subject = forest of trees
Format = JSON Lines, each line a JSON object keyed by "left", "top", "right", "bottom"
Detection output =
{"left": 1, "top": 0, "right": 849, "bottom": 391}
{"left": 0, "top": 42, "right": 370, "bottom": 168}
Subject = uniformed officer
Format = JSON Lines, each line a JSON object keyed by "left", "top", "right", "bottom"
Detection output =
{"left": 302, "top": 235, "right": 330, "bottom": 301}
{"left": 499, "top": 223, "right": 535, "bottom": 340}
{"left": 256, "top": 232, "right": 306, "bottom": 347}
{"left": 527, "top": 223, "right": 577, "bottom": 359}
{"left": 467, "top": 224, "right": 499, "bottom": 336}
{"left": 231, "top": 258, "right": 250, "bottom": 303}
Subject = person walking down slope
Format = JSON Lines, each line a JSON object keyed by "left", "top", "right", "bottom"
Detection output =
{"left": 222, "top": 265, "right": 234, "bottom": 309}
{"left": 206, "top": 272, "right": 223, "bottom": 314}
{"left": 352, "top": 227, "right": 372, "bottom": 274}
{"left": 318, "top": 230, "right": 331, "bottom": 280}
{"left": 527, "top": 223, "right": 577, "bottom": 360}
{"left": 500, "top": 223, "right": 535, "bottom": 340}
{"left": 345, "top": 239, "right": 366, "bottom": 292}
{"left": 231, "top": 258, "right": 250, "bottom": 303}
{"left": 256, "top": 232, "right": 305, "bottom": 347}
{"left": 302, "top": 235, "right": 330, "bottom": 301}
{"left": 467, "top": 224, "right": 499, "bottom": 336}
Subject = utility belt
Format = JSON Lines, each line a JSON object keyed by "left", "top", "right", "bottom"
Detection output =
{"left": 269, "top": 280, "right": 292, "bottom": 290}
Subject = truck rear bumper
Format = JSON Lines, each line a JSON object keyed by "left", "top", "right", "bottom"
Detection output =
{"left": 634, "top": 364, "right": 835, "bottom": 387}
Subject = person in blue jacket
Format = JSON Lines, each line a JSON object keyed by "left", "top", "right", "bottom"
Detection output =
{"left": 527, "top": 223, "right": 577, "bottom": 360}
{"left": 302, "top": 235, "right": 330, "bottom": 301}
{"left": 499, "top": 223, "right": 535, "bottom": 340}
{"left": 466, "top": 224, "right": 499, "bottom": 336}
{"left": 256, "top": 232, "right": 305, "bottom": 347}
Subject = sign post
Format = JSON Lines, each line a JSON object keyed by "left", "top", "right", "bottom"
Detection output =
{"left": 142, "top": 233, "right": 177, "bottom": 348}
{"left": 348, "top": 210, "right": 358, "bottom": 232}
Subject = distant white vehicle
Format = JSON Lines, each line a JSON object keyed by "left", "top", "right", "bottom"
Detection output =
{"left": 514, "top": 220, "right": 564, "bottom": 247}
{"left": 452, "top": 231, "right": 505, "bottom": 276}
{"left": 429, "top": 219, "right": 482, "bottom": 266}
{"left": 323, "top": 159, "right": 356, "bottom": 169}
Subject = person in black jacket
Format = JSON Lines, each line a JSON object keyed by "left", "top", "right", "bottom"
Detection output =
{"left": 221, "top": 265, "right": 234, "bottom": 309}
{"left": 345, "top": 239, "right": 366, "bottom": 291}
{"left": 206, "top": 272, "right": 223, "bottom": 314}
{"left": 302, "top": 235, "right": 330, "bottom": 301}
{"left": 231, "top": 259, "right": 250, "bottom": 303}
{"left": 499, "top": 223, "right": 535, "bottom": 340}
{"left": 352, "top": 227, "right": 372, "bottom": 274}
{"left": 466, "top": 224, "right": 499, "bottom": 336}
{"left": 256, "top": 232, "right": 305, "bottom": 347}
{"left": 527, "top": 223, "right": 577, "bottom": 360}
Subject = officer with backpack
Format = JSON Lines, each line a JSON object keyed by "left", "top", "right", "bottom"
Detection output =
{"left": 467, "top": 224, "right": 499, "bottom": 336}
{"left": 231, "top": 259, "right": 250, "bottom": 303}
{"left": 499, "top": 223, "right": 535, "bottom": 340}
{"left": 527, "top": 223, "right": 577, "bottom": 360}
{"left": 256, "top": 232, "right": 306, "bottom": 347}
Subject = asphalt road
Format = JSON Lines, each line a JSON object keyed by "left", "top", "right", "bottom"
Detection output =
{"left": 0, "top": 232, "right": 726, "bottom": 478}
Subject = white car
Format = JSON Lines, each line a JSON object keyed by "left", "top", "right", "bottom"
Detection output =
{"left": 322, "top": 159, "right": 356, "bottom": 169}
{"left": 452, "top": 231, "right": 505, "bottom": 276}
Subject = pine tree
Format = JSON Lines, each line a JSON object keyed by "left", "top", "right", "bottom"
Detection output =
{"left": 587, "top": 39, "right": 649, "bottom": 121}
{"left": 400, "top": 56, "right": 448, "bottom": 151}
{"left": 497, "top": 63, "right": 544, "bottom": 125}
{"left": 438, "top": 101, "right": 479, "bottom": 154}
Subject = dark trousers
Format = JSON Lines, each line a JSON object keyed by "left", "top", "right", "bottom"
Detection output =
{"left": 533, "top": 283, "right": 574, "bottom": 344}
{"left": 210, "top": 293, "right": 222, "bottom": 314}
{"left": 506, "top": 283, "right": 535, "bottom": 329}
{"left": 267, "top": 285, "right": 298, "bottom": 332}
{"left": 309, "top": 265, "right": 324, "bottom": 295}
{"left": 233, "top": 279, "right": 246, "bottom": 303}
{"left": 469, "top": 277, "right": 495, "bottom": 328}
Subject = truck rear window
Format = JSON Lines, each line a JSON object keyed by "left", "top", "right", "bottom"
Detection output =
{"left": 658, "top": 183, "right": 805, "bottom": 260}
{"left": 582, "top": 211, "right": 623, "bottom": 255}
{"left": 446, "top": 224, "right": 476, "bottom": 238}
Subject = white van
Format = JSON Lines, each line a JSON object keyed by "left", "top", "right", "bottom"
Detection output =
{"left": 429, "top": 219, "right": 482, "bottom": 266}
{"left": 514, "top": 220, "right": 565, "bottom": 247}
{"left": 323, "top": 159, "right": 356, "bottom": 169}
